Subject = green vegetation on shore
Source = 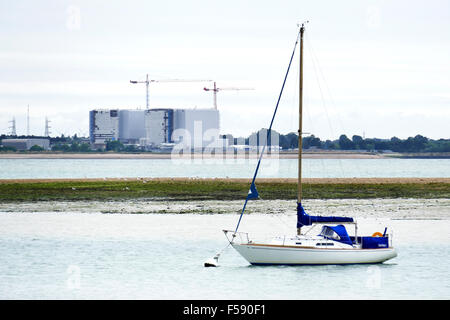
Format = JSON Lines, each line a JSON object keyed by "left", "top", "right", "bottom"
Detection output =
{"left": 2, "top": 132, "right": 450, "bottom": 154}
{"left": 0, "top": 179, "right": 448, "bottom": 202}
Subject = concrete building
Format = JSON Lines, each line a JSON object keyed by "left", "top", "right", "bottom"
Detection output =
{"left": 172, "top": 109, "right": 220, "bottom": 149}
{"left": 89, "top": 109, "right": 119, "bottom": 148}
{"left": 89, "top": 107, "right": 221, "bottom": 150}
{"left": 1, "top": 138, "right": 50, "bottom": 151}
{"left": 119, "top": 109, "right": 145, "bottom": 144}
{"left": 144, "top": 108, "right": 174, "bottom": 146}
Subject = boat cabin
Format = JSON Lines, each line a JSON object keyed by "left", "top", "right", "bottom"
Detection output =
{"left": 319, "top": 224, "right": 390, "bottom": 249}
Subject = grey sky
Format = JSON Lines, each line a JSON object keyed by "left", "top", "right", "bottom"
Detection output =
{"left": 1, "top": 0, "right": 449, "bottom": 139}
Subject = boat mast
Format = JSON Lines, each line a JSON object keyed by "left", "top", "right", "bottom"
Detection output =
{"left": 297, "top": 23, "right": 305, "bottom": 236}
{"left": 298, "top": 24, "right": 305, "bottom": 204}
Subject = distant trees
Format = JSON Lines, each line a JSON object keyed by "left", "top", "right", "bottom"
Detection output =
{"left": 105, "top": 140, "right": 139, "bottom": 152}
{"left": 29, "top": 145, "right": 45, "bottom": 152}
{"left": 303, "top": 135, "right": 321, "bottom": 149}
{"left": 426, "top": 139, "right": 450, "bottom": 152}
{"left": 51, "top": 142, "right": 91, "bottom": 152}
{"left": 0, "top": 145, "right": 16, "bottom": 152}
{"left": 279, "top": 132, "right": 298, "bottom": 150}
{"left": 400, "top": 135, "right": 428, "bottom": 152}
{"left": 237, "top": 131, "right": 450, "bottom": 153}
{"left": 338, "top": 134, "right": 354, "bottom": 150}
{"left": 105, "top": 140, "right": 124, "bottom": 152}
{"left": 1, "top": 132, "right": 449, "bottom": 153}
{"left": 352, "top": 135, "right": 365, "bottom": 149}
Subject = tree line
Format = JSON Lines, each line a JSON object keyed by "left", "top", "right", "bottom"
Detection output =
{"left": 235, "top": 129, "right": 450, "bottom": 153}
{"left": 1, "top": 132, "right": 449, "bottom": 153}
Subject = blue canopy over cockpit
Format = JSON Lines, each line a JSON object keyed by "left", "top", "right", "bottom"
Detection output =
{"left": 319, "top": 225, "right": 353, "bottom": 246}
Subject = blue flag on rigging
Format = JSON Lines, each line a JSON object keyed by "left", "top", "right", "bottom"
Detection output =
{"left": 247, "top": 182, "right": 259, "bottom": 200}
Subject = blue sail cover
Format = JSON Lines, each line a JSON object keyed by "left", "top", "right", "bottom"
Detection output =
{"left": 297, "top": 203, "right": 354, "bottom": 227}
{"left": 247, "top": 182, "right": 259, "bottom": 200}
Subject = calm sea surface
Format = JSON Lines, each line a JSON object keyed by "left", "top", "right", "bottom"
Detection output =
{"left": 1, "top": 157, "right": 449, "bottom": 300}
{"left": 1, "top": 158, "right": 449, "bottom": 179}
{"left": 0, "top": 211, "right": 449, "bottom": 300}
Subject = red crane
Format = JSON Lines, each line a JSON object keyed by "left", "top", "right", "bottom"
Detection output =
{"left": 204, "top": 82, "right": 254, "bottom": 110}
{"left": 130, "top": 74, "right": 212, "bottom": 109}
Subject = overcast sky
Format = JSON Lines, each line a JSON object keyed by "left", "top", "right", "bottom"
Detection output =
{"left": 0, "top": 0, "right": 449, "bottom": 140}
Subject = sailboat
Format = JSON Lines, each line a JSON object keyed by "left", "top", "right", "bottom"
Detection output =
{"left": 222, "top": 23, "right": 397, "bottom": 265}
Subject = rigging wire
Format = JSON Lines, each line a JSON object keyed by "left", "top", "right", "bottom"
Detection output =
{"left": 287, "top": 37, "right": 300, "bottom": 137}
{"left": 306, "top": 31, "right": 352, "bottom": 224}
{"left": 304, "top": 34, "right": 336, "bottom": 186}
{"left": 305, "top": 33, "right": 345, "bottom": 138}
{"left": 302, "top": 32, "right": 315, "bottom": 205}
{"left": 306, "top": 31, "right": 369, "bottom": 217}
{"left": 307, "top": 32, "right": 368, "bottom": 178}
{"left": 309, "top": 37, "right": 369, "bottom": 182}
{"left": 306, "top": 33, "right": 348, "bottom": 181}
{"left": 305, "top": 35, "right": 336, "bottom": 147}
{"left": 234, "top": 29, "right": 301, "bottom": 234}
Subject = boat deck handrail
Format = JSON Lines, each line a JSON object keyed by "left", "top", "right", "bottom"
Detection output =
{"left": 223, "top": 229, "right": 251, "bottom": 244}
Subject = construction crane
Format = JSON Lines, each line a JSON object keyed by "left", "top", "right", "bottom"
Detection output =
{"left": 203, "top": 82, "right": 254, "bottom": 110}
{"left": 130, "top": 74, "right": 150, "bottom": 109}
{"left": 130, "top": 74, "right": 212, "bottom": 109}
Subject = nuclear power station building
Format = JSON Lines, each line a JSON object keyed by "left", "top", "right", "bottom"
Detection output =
{"left": 89, "top": 108, "right": 221, "bottom": 150}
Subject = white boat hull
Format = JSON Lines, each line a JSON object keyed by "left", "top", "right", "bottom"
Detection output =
{"left": 232, "top": 243, "right": 397, "bottom": 265}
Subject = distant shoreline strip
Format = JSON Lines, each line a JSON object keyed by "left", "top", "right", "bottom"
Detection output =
{"left": 1, "top": 151, "right": 449, "bottom": 159}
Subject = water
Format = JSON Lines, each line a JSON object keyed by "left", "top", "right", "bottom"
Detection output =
{"left": 1, "top": 158, "right": 449, "bottom": 179}
{"left": 1, "top": 156, "right": 449, "bottom": 300}
{"left": 0, "top": 201, "right": 449, "bottom": 300}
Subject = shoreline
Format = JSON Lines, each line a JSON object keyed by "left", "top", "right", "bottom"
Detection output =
{"left": 0, "top": 151, "right": 388, "bottom": 159}
{"left": 1, "top": 151, "right": 449, "bottom": 159}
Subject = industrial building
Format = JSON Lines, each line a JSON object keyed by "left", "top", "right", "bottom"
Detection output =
{"left": 172, "top": 108, "right": 220, "bottom": 149}
{"left": 89, "top": 107, "right": 221, "bottom": 150}
{"left": 1, "top": 138, "right": 50, "bottom": 151}
{"left": 89, "top": 109, "right": 119, "bottom": 148}
{"left": 119, "top": 109, "right": 146, "bottom": 144}
{"left": 143, "top": 108, "right": 174, "bottom": 146}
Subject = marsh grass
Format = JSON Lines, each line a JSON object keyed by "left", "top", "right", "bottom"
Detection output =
{"left": 0, "top": 179, "right": 448, "bottom": 202}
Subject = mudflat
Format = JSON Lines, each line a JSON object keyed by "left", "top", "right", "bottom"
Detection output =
{"left": 0, "top": 177, "right": 449, "bottom": 184}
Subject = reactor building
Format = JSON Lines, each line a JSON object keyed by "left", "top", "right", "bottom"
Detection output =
{"left": 119, "top": 109, "right": 146, "bottom": 144}
{"left": 89, "top": 107, "right": 221, "bottom": 150}
{"left": 89, "top": 109, "right": 120, "bottom": 149}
